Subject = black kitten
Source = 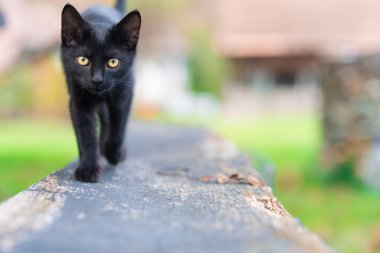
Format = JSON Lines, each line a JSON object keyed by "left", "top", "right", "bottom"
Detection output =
{"left": 61, "top": 1, "right": 141, "bottom": 182}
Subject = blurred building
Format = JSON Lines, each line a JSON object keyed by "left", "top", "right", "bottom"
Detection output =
{"left": 213, "top": 0, "right": 380, "bottom": 80}
{"left": 211, "top": 0, "right": 380, "bottom": 185}
{"left": 211, "top": 0, "right": 380, "bottom": 116}
{"left": 0, "top": 0, "right": 110, "bottom": 74}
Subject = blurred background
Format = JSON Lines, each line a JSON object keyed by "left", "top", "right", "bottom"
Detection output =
{"left": 1, "top": 0, "right": 380, "bottom": 252}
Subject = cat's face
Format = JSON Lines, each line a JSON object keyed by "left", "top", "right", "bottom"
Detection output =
{"left": 61, "top": 5, "right": 141, "bottom": 95}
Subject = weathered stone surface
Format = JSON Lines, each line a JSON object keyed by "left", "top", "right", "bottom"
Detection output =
{"left": 0, "top": 122, "right": 333, "bottom": 253}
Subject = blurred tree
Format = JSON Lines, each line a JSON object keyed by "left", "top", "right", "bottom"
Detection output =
{"left": 30, "top": 54, "right": 68, "bottom": 117}
{"left": 188, "top": 31, "right": 228, "bottom": 99}
{"left": 0, "top": 64, "right": 31, "bottom": 116}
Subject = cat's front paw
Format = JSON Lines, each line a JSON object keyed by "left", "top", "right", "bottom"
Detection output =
{"left": 75, "top": 166, "right": 100, "bottom": 183}
{"left": 105, "top": 147, "right": 125, "bottom": 165}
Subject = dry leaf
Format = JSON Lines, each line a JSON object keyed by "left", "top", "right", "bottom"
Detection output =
{"left": 245, "top": 175, "right": 265, "bottom": 187}
{"left": 229, "top": 173, "right": 240, "bottom": 180}
{"left": 199, "top": 172, "right": 265, "bottom": 187}
{"left": 216, "top": 173, "right": 229, "bottom": 183}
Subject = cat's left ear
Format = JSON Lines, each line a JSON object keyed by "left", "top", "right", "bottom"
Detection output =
{"left": 113, "top": 10, "right": 141, "bottom": 50}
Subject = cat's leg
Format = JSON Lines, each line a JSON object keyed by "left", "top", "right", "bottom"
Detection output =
{"left": 70, "top": 99, "right": 100, "bottom": 182}
{"left": 98, "top": 103, "right": 109, "bottom": 155}
{"left": 104, "top": 94, "right": 133, "bottom": 165}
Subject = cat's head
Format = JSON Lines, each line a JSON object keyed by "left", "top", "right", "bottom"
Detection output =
{"left": 61, "top": 4, "right": 141, "bottom": 95}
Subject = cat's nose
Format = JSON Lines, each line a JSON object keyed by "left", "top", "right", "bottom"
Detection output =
{"left": 91, "top": 77, "right": 104, "bottom": 86}
{"left": 91, "top": 72, "right": 104, "bottom": 86}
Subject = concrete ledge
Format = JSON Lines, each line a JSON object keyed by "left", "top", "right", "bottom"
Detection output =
{"left": 0, "top": 122, "right": 333, "bottom": 253}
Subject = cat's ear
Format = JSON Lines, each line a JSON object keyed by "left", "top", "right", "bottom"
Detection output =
{"left": 61, "top": 4, "right": 86, "bottom": 46}
{"left": 113, "top": 10, "right": 141, "bottom": 50}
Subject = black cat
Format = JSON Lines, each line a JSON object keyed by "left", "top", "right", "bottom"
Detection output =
{"left": 61, "top": 0, "right": 141, "bottom": 182}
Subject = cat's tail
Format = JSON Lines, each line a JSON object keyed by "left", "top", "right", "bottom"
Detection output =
{"left": 115, "top": 0, "right": 126, "bottom": 14}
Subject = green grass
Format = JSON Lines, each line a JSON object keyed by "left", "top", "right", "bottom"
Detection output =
{"left": 0, "top": 119, "right": 76, "bottom": 199}
{"left": 1, "top": 116, "right": 380, "bottom": 253}
{"left": 212, "top": 114, "right": 320, "bottom": 171}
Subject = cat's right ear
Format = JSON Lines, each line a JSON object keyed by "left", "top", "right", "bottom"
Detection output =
{"left": 61, "top": 4, "right": 86, "bottom": 47}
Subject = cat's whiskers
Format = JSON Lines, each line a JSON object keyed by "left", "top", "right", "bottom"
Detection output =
{"left": 110, "top": 80, "right": 133, "bottom": 98}
{"left": 110, "top": 86, "right": 127, "bottom": 98}
{"left": 79, "top": 86, "right": 86, "bottom": 100}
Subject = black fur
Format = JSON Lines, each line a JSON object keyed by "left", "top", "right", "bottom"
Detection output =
{"left": 61, "top": 2, "right": 141, "bottom": 182}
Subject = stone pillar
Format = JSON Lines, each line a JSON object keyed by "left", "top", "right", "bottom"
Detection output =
{"left": 321, "top": 55, "right": 380, "bottom": 188}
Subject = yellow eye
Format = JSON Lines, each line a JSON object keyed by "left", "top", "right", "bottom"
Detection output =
{"left": 107, "top": 59, "right": 120, "bottom": 68}
{"left": 77, "top": 56, "right": 89, "bottom": 66}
